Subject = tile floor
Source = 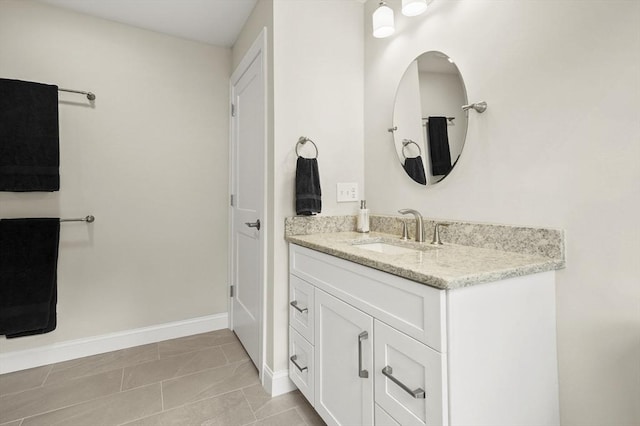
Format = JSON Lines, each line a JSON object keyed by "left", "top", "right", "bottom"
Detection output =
{"left": 0, "top": 329, "right": 325, "bottom": 426}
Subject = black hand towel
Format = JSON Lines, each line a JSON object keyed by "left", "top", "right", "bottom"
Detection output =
{"left": 0, "top": 78, "right": 60, "bottom": 192}
{"left": 403, "top": 156, "right": 427, "bottom": 185}
{"left": 0, "top": 218, "right": 60, "bottom": 338}
{"left": 295, "top": 157, "right": 322, "bottom": 215}
{"left": 427, "top": 117, "right": 452, "bottom": 176}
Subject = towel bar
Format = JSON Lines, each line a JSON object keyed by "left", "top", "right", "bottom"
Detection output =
{"left": 423, "top": 117, "right": 455, "bottom": 122}
{"left": 60, "top": 215, "right": 95, "bottom": 223}
{"left": 58, "top": 88, "right": 96, "bottom": 101}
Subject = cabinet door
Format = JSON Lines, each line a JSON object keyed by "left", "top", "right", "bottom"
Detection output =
{"left": 374, "top": 320, "right": 447, "bottom": 426}
{"left": 289, "top": 274, "right": 314, "bottom": 343}
{"left": 315, "top": 289, "right": 374, "bottom": 426}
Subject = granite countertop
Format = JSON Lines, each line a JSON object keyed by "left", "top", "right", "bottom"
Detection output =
{"left": 286, "top": 231, "right": 565, "bottom": 290}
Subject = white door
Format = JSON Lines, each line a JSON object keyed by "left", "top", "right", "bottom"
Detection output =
{"left": 230, "top": 31, "right": 266, "bottom": 372}
{"left": 314, "top": 289, "right": 374, "bottom": 426}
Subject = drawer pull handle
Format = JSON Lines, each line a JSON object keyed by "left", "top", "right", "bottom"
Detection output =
{"left": 382, "top": 366, "right": 425, "bottom": 399}
{"left": 290, "top": 300, "right": 308, "bottom": 313}
{"left": 290, "top": 355, "right": 308, "bottom": 372}
{"left": 358, "top": 331, "right": 369, "bottom": 378}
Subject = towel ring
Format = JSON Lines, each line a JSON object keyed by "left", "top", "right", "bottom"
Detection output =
{"left": 401, "top": 139, "right": 422, "bottom": 159}
{"left": 296, "top": 136, "right": 318, "bottom": 159}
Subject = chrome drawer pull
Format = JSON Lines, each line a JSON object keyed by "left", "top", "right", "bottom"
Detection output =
{"left": 290, "top": 300, "right": 308, "bottom": 313}
{"left": 358, "top": 331, "right": 369, "bottom": 378}
{"left": 382, "top": 366, "right": 425, "bottom": 399}
{"left": 290, "top": 355, "right": 308, "bottom": 372}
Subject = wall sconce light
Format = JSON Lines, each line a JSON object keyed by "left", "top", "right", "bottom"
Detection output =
{"left": 401, "top": 0, "right": 428, "bottom": 17}
{"left": 372, "top": 1, "right": 395, "bottom": 38}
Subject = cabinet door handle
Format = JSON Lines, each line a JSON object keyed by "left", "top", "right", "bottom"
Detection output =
{"left": 358, "top": 331, "right": 369, "bottom": 378}
{"left": 382, "top": 366, "right": 425, "bottom": 399}
{"left": 290, "top": 300, "right": 308, "bottom": 313}
{"left": 290, "top": 355, "right": 308, "bottom": 372}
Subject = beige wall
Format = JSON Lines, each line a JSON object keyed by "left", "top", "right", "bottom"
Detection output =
{"left": 0, "top": 0, "right": 231, "bottom": 352}
{"left": 272, "top": 0, "right": 365, "bottom": 372}
{"left": 364, "top": 1, "right": 640, "bottom": 424}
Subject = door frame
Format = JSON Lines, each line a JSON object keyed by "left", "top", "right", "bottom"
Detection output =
{"left": 228, "top": 28, "right": 268, "bottom": 379}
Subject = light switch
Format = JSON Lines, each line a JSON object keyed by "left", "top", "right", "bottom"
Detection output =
{"left": 336, "top": 183, "right": 358, "bottom": 202}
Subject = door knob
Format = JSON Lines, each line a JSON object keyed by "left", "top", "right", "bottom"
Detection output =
{"left": 245, "top": 219, "right": 261, "bottom": 231}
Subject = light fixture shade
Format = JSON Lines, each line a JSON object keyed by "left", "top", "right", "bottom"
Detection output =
{"left": 402, "top": 0, "right": 428, "bottom": 17}
{"left": 373, "top": 2, "right": 394, "bottom": 38}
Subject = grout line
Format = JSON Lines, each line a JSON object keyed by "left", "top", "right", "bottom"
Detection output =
{"left": 3, "top": 385, "right": 123, "bottom": 425}
{"left": 160, "top": 381, "right": 165, "bottom": 412}
{"left": 156, "top": 331, "right": 235, "bottom": 360}
{"left": 27, "top": 345, "right": 160, "bottom": 388}
{"left": 258, "top": 407, "right": 301, "bottom": 424}
{"left": 250, "top": 392, "right": 306, "bottom": 422}
{"left": 157, "top": 341, "right": 233, "bottom": 362}
{"left": 239, "top": 391, "right": 258, "bottom": 426}
{"left": 120, "top": 357, "right": 249, "bottom": 394}
{"left": 40, "top": 365, "right": 54, "bottom": 387}
{"left": 159, "top": 384, "right": 257, "bottom": 413}
{"left": 120, "top": 368, "right": 125, "bottom": 392}
{"left": 0, "top": 366, "right": 55, "bottom": 398}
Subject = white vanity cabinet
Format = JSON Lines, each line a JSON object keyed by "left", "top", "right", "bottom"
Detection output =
{"left": 288, "top": 244, "right": 560, "bottom": 426}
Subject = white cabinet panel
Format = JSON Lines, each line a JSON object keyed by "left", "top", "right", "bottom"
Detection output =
{"left": 289, "top": 274, "right": 314, "bottom": 344}
{"left": 289, "top": 327, "right": 314, "bottom": 405}
{"left": 291, "top": 245, "right": 446, "bottom": 352}
{"left": 315, "top": 288, "right": 374, "bottom": 426}
{"left": 375, "top": 320, "right": 447, "bottom": 426}
{"left": 376, "top": 404, "right": 401, "bottom": 426}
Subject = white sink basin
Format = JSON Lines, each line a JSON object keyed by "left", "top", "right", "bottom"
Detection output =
{"left": 353, "top": 242, "right": 420, "bottom": 255}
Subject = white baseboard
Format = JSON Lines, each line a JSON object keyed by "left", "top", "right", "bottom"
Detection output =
{"left": 262, "top": 363, "right": 297, "bottom": 397}
{"left": 0, "top": 313, "right": 228, "bottom": 374}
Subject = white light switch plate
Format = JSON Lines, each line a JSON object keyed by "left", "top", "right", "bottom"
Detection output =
{"left": 336, "top": 183, "right": 358, "bottom": 202}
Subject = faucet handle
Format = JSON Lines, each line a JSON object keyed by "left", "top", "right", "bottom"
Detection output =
{"left": 400, "top": 220, "right": 409, "bottom": 240}
{"left": 431, "top": 223, "right": 450, "bottom": 245}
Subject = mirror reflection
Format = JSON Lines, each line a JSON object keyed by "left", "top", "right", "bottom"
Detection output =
{"left": 392, "top": 51, "right": 468, "bottom": 185}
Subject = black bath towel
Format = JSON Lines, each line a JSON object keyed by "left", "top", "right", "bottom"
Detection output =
{"left": 0, "top": 78, "right": 60, "bottom": 192}
{"left": 0, "top": 218, "right": 60, "bottom": 338}
{"left": 403, "top": 156, "right": 427, "bottom": 185}
{"left": 427, "top": 116, "right": 452, "bottom": 176}
{"left": 295, "top": 157, "right": 322, "bottom": 215}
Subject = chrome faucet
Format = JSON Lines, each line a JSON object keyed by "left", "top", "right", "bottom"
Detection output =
{"left": 398, "top": 209, "right": 425, "bottom": 242}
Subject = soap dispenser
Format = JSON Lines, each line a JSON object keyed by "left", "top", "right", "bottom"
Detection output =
{"left": 356, "top": 200, "right": 370, "bottom": 233}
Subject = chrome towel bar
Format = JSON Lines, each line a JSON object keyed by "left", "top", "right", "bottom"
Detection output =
{"left": 58, "top": 88, "right": 96, "bottom": 101}
{"left": 60, "top": 215, "right": 95, "bottom": 223}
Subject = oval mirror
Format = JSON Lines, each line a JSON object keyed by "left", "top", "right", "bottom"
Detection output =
{"left": 391, "top": 51, "right": 468, "bottom": 185}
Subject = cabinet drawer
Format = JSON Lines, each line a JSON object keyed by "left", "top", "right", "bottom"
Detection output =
{"left": 374, "top": 320, "right": 447, "bottom": 426}
{"left": 290, "top": 244, "right": 446, "bottom": 352}
{"left": 289, "top": 327, "right": 314, "bottom": 405}
{"left": 290, "top": 274, "right": 315, "bottom": 344}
